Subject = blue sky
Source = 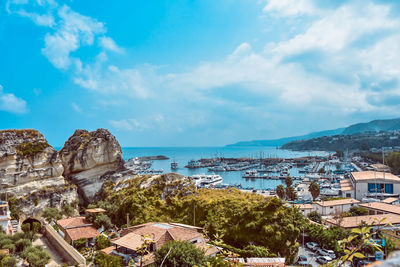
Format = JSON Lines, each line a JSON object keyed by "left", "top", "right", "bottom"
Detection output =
{"left": 1, "top": 0, "right": 400, "bottom": 147}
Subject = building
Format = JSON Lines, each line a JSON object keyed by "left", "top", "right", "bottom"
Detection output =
{"left": 341, "top": 171, "right": 400, "bottom": 200}
{"left": 340, "top": 180, "right": 355, "bottom": 198}
{"left": 57, "top": 217, "right": 101, "bottom": 246}
{"left": 294, "top": 204, "right": 313, "bottom": 216}
{"left": 326, "top": 214, "right": 400, "bottom": 249}
{"left": 360, "top": 202, "right": 400, "bottom": 216}
{"left": 0, "top": 201, "right": 13, "bottom": 235}
{"left": 325, "top": 214, "right": 400, "bottom": 229}
{"left": 371, "top": 164, "right": 391, "bottom": 172}
{"left": 104, "top": 222, "right": 218, "bottom": 266}
{"left": 313, "top": 198, "right": 360, "bottom": 216}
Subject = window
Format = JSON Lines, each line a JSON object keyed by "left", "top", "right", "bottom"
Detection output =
{"left": 330, "top": 206, "right": 333, "bottom": 209}
{"left": 385, "top": 184, "right": 394, "bottom": 194}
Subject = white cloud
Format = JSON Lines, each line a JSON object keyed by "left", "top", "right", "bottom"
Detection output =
{"left": 263, "top": 0, "right": 318, "bottom": 16}
{"left": 42, "top": 5, "right": 106, "bottom": 69}
{"left": 109, "top": 119, "right": 141, "bottom": 131}
{"left": 99, "top": 36, "right": 124, "bottom": 53}
{"left": 270, "top": 2, "right": 398, "bottom": 55}
{"left": 0, "top": 85, "right": 28, "bottom": 114}
{"left": 16, "top": 10, "right": 55, "bottom": 26}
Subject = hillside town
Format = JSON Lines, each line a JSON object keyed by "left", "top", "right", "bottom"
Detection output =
{"left": 1, "top": 129, "right": 400, "bottom": 266}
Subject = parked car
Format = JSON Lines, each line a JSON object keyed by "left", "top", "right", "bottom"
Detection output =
{"left": 317, "top": 248, "right": 336, "bottom": 259}
{"left": 355, "top": 259, "right": 373, "bottom": 267}
{"left": 297, "top": 255, "right": 308, "bottom": 266}
{"left": 316, "top": 256, "right": 333, "bottom": 264}
{"left": 306, "top": 242, "right": 319, "bottom": 251}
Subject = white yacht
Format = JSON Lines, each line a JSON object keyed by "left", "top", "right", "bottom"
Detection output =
{"left": 191, "top": 174, "right": 223, "bottom": 188}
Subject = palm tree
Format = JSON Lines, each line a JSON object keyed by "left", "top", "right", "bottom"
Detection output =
{"left": 276, "top": 185, "right": 285, "bottom": 199}
{"left": 286, "top": 186, "right": 297, "bottom": 201}
{"left": 308, "top": 182, "right": 320, "bottom": 201}
{"left": 285, "top": 176, "right": 293, "bottom": 188}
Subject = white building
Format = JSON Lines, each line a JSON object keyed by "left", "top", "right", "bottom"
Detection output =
{"left": 340, "top": 171, "right": 400, "bottom": 200}
{"left": 294, "top": 204, "right": 313, "bottom": 216}
{"left": 313, "top": 198, "right": 360, "bottom": 216}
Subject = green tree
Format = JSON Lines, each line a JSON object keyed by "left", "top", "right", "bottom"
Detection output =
{"left": 285, "top": 177, "right": 293, "bottom": 188}
{"left": 62, "top": 204, "right": 75, "bottom": 217}
{"left": 308, "top": 182, "right": 320, "bottom": 201}
{"left": 95, "top": 235, "right": 111, "bottom": 250}
{"left": 286, "top": 186, "right": 297, "bottom": 201}
{"left": 73, "top": 238, "right": 88, "bottom": 250}
{"left": 21, "top": 246, "right": 51, "bottom": 267}
{"left": 1, "top": 256, "right": 17, "bottom": 267}
{"left": 307, "top": 211, "right": 322, "bottom": 224}
{"left": 94, "top": 253, "right": 123, "bottom": 267}
{"left": 386, "top": 152, "right": 400, "bottom": 174}
{"left": 154, "top": 241, "right": 206, "bottom": 267}
{"left": 41, "top": 208, "right": 61, "bottom": 223}
{"left": 349, "top": 206, "right": 368, "bottom": 216}
{"left": 318, "top": 167, "right": 325, "bottom": 174}
{"left": 276, "top": 185, "right": 285, "bottom": 199}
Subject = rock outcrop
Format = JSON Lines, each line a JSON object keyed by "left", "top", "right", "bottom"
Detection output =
{"left": 0, "top": 129, "right": 78, "bottom": 217}
{"left": 0, "top": 129, "right": 65, "bottom": 192}
{"left": 59, "top": 129, "right": 125, "bottom": 202}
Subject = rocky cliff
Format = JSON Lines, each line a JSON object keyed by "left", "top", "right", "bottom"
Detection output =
{"left": 0, "top": 129, "right": 78, "bottom": 218}
{"left": 59, "top": 129, "right": 125, "bottom": 202}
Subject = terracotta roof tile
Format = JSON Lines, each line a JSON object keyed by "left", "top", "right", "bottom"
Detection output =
{"left": 65, "top": 225, "right": 100, "bottom": 241}
{"left": 57, "top": 217, "right": 90, "bottom": 228}
{"left": 360, "top": 202, "right": 400, "bottom": 215}
{"left": 326, "top": 214, "right": 400, "bottom": 229}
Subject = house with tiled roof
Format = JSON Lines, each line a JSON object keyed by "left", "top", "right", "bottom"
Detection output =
{"left": 103, "top": 222, "right": 218, "bottom": 266}
{"left": 57, "top": 217, "right": 101, "bottom": 246}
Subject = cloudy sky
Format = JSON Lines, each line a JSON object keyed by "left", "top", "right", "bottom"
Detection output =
{"left": 1, "top": 0, "right": 400, "bottom": 146}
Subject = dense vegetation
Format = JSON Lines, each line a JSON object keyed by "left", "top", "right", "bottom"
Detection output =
{"left": 93, "top": 176, "right": 306, "bottom": 263}
{"left": 154, "top": 241, "right": 206, "bottom": 267}
{"left": 0, "top": 222, "right": 51, "bottom": 267}
{"left": 282, "top": 131, "right": 400, "bottom": 151}
{"left": 387, "top": 152, "right": 400, "bottom": 174}
{"left": 16, "top": 141, "right": 50, "bottom": 157}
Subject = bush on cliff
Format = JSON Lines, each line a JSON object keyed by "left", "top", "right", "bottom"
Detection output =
{"left": 16, "top": 141, "right": 49, "bottom": 157}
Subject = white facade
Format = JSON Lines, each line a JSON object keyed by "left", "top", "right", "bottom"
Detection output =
{"left": 313, "top": 199, "right": 360, "bottom": 216}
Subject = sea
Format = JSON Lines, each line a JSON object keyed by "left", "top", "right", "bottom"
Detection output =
{"left": 122, "top": 146, "right": 330, "bottom": 190}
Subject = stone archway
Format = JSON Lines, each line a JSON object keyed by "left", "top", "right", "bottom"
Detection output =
{"left": 21, "top": 217, "right": 43, "bottom": 232}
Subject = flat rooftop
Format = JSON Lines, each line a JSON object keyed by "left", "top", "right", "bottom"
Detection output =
{"left": 315, "top": 198, "right": 359, "bottom": 207}
{"left": 351, "top": 171, "right": 400, "bottom": 182}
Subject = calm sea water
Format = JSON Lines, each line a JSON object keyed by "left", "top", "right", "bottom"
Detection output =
{"left": 122, "top": 146, "right": 329, "bottom": 190}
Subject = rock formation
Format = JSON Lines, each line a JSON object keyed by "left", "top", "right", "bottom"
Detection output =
{"left": 59, "top": 129, "right": 125, "bottom": 202}
{"left": 0, "top": 129, "right": 78, "bottom": 218}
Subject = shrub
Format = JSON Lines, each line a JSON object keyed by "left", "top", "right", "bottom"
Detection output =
{"left": 16, "top": 141, "right": 49, "bottom": 157}
{"left": 21, "top": 246, "right": 51, "bottom": 267}
{"left": 154, "top": 241, "right": 206, "bottom": 267}
{"left": 95, "top": 235, "right": 111, "bottom": 250}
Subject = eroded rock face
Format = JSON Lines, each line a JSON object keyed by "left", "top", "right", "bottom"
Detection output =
{"left": 59, "top": 129, "right": 125, "bottom": 202}
{"left": 0, "top": 129, "right": 79, "bottom": 218}
{"left": 0, "top": 129, "right": 64, "bottom": 191}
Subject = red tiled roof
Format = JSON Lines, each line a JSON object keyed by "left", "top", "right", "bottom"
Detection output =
{"left": 119, "top": 222, "right": 203, "bottom": 249}
{"left": 57, "top": 217, "right": 90, "bottom": 228}
{"left": 65, "top": 225, "right": 100, "bottom": 241}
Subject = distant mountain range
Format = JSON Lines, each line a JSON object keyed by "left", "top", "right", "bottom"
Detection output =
{"left": 227, "top": 118, "right": 400, "bottom": 147}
